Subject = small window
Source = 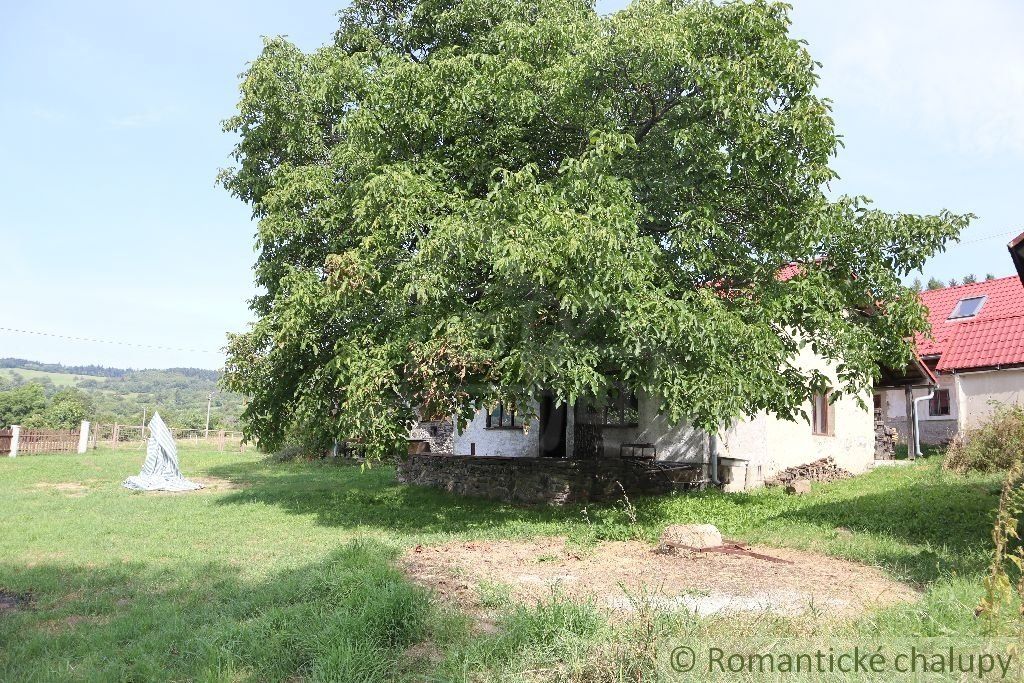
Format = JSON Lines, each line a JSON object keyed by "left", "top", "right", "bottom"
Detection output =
{"left": 928, "top": 389, "right": 951, "bottom": 416}
{"left": 598, "top": 386, "right": 639, "bottom": 427}
{"left": 812, "top": 392, "right": 833, "bottom": 436}
{"left": 948, "top": 296, "right": 986, "bottom": 320}
{"left": 485, "top": 403, "right": 524, "bottom": 429}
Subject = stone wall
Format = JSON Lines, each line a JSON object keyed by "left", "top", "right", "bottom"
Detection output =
{"left": 408, "top": 420, "right": 455, "bottom": 454}
{"left": 874, "top": 409, "right": 898, "bottom": 459}
{"left": 396, "top": 454, "right": 703, "bottom": 505}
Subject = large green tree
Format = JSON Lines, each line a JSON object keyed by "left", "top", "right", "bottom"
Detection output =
{"left": 222, "top": 0, "right": 969, "bottom": 456}
{"left": 0, "top": 384, "right": 47, "bottom": 428}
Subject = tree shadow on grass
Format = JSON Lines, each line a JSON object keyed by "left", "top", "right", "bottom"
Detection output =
{"left": 771, "top": 479, "right": 999, "bottom": 584}
{"left": 205, "top": 457, "right": 1000, "bottom": 585}
{"left": 0, "top": 539, "right": 440, "bottom": 682}
{"left": 205, "top": 458, "right": 589, "bottom": 538}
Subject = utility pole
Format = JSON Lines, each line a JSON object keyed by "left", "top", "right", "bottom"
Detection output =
{"left": 205, "top": 392, "right": 213, "bottom": 438}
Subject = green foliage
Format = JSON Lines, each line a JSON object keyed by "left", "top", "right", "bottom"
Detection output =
{"left": 962, "top": 273, "right": 978, "bottom": 284}
{"left": 976, "top": 459, "right": 1024, "bottom": 626}
{"left": 926, "top": 277, "right": 946, "bottom": 290}
{"left": 39, "top": 388, "right": 93, "bottom": 429}
{"left": 0, "top": 385, "right": 92, "bottom": 429}
{"left": 944, "top": 405, "right": 1024, "bottom": 474}
{"left": 0, "top": 383, "right": 47, "bottom": 427}
{"left": 222, "top": 0, "right": 970, "bottom": 456}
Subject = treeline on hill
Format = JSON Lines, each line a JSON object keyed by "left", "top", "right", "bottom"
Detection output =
{"left": 0, "top": 359, "right": 244, "bottom": 430}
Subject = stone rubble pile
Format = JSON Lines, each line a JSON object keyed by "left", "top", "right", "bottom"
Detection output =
{"left": 874, "top": 409, "right": 898, "bottom": 460}
{"left": 765, "top": 457, "right": 853, "bottom": 487}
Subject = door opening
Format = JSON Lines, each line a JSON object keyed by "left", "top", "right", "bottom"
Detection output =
{"left": 538, "top": 395, "right": 567, "bottom": 458}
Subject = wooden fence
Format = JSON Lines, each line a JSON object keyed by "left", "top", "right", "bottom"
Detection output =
{"left": 1, "top": 424, "right": 246, "bottom": 456}
{"left": 16, "top": 428, "right": 80, "bottom": 454}
{"left": 90, "top": 424, "right": 246, "bottom": 452}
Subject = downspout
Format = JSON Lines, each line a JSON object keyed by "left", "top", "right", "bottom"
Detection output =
{"left": 708, "top": 432, "right": 721, "bottom": 486}
{"left": 912, "top": 388, "right": 936, "bottom": 459}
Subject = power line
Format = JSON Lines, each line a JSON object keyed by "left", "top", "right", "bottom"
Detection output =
{"left": 0, "top": 327, "right": 221, "bottom": 354}
{"left": 955, "top": 230, "right": 1018, "bottom": 246}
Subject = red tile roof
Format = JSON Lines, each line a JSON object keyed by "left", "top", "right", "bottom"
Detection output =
{"left": 916, "top": 276, "right": 1024, "bottom": 371}
{"left": 776, "top": 263, "right": 804, "bottom": 281}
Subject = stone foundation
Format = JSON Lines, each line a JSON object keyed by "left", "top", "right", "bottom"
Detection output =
{"left": 396, "top": 454, "right": 704, "bottom": 505}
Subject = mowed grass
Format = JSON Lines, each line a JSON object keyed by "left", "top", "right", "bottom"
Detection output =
{"left": 0, "top": 447, "right": 1008, "bottom": 681}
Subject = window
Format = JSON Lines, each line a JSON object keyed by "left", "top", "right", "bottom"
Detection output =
{"left": 485, "top": 403, "right": 524, "bottom": 429}
{"left": 812, "top": 391, "right": 833, "bottom": 436}
{"left": 948, "top": 296, "right": 986, "bottom": 320}
{"left": 928, "top": 389, "right": 951, "bottom": 416}
{"left": 599, "top": 386, "right": 639, "bottom": 427}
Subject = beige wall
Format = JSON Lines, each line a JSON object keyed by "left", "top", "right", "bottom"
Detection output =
{"left": 884, "top": 375, "right": 959, "bottom": 423}
{"left": 880, "top": 375, "right": 960, "bottom": 445}
{"left": 956, "top": 368, "right": 1024, "bottom": 430}
{"left": 880, "top": 369, "right": 1024, "bottom": 440}
{"left": 721, "top": 345, "right": 875, "bottom": 486}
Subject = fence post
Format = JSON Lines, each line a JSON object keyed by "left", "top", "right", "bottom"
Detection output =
{"left": 112, "top": 423, "right": 119, "bottom": 450}
{"left": 9, "top": 425, "right": 20, "bottom": 458}
{"left": 77, "top": 421, "right": 90, "bottom": 454}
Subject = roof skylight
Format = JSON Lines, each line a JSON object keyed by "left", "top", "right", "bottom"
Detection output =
{"left": 948, "top": 295, "right": 986, "bottom": 320}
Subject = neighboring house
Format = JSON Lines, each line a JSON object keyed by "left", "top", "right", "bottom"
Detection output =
{"left": 877, "top": 275, "right": 1024, "bottom": 445}
{"left": 439, "top": 340, "right": 876, "bottom": 492}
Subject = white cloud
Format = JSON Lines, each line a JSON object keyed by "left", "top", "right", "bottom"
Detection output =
{"left": 791, "top": 0, "right": 1024, "bottom": 155}
{"left": 29, "top": 107, "right": 67, "bottom": 123}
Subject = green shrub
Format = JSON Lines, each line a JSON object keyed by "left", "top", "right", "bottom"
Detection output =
{"left": 944, "top": 405, "right": 1024, "bottom": 474}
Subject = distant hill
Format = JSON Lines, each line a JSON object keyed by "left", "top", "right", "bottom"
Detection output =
{"left": 0, "top": 359, "right": 244, "bottom": 429}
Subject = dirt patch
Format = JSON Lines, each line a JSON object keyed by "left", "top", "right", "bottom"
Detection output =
{"left": 31, "top": 482, "right": 90, "bottom": 496}
{"left": 191, "top": 476, "right": 241, "bottom": 492}
{"left": 0, "top": 589, "right": 33, "bottom": 613}
{"left": 401, "top": 537, "right": 918, "bottom": 619}
{"left": 38, "top": 614, "right": 111, "bottom": 634}
{"left": 149, "top": 476, "right": 241, "bottom": 495}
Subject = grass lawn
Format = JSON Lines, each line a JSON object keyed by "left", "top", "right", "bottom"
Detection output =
{"left": 0, "top": 447, "right": 1012, "bottom": 681}
{"left": 0, "top": 368, "right": 106, "bottom": 387}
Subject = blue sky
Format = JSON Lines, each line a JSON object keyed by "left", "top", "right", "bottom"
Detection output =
{"left": 1, "top": 0, "right": 1021, "bottom": 370}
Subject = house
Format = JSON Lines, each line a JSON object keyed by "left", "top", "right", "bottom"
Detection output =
{"left": 877, "top": 274, "right": 1024, "bottom": 445}
{"left": 412, "top": 337, "right": 877, "bottom": 494}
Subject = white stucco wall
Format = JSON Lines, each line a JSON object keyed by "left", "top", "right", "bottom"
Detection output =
{"left": 721, "top": 345, "right": 874, "bottom": 485}
{"left": 596, "top": 394, "right": 707, "bottom": 462}
{"left": 956, "top": 368, "right": 1024, "bottom": 430}
{"left": 453, "top": 394, "right": 706, "bottom": 461}
{"left": 445, "top": 342, "right": 875, "bottom": 490}
{"left": 452, "top": 406, "right": 540, "bottom": 457}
